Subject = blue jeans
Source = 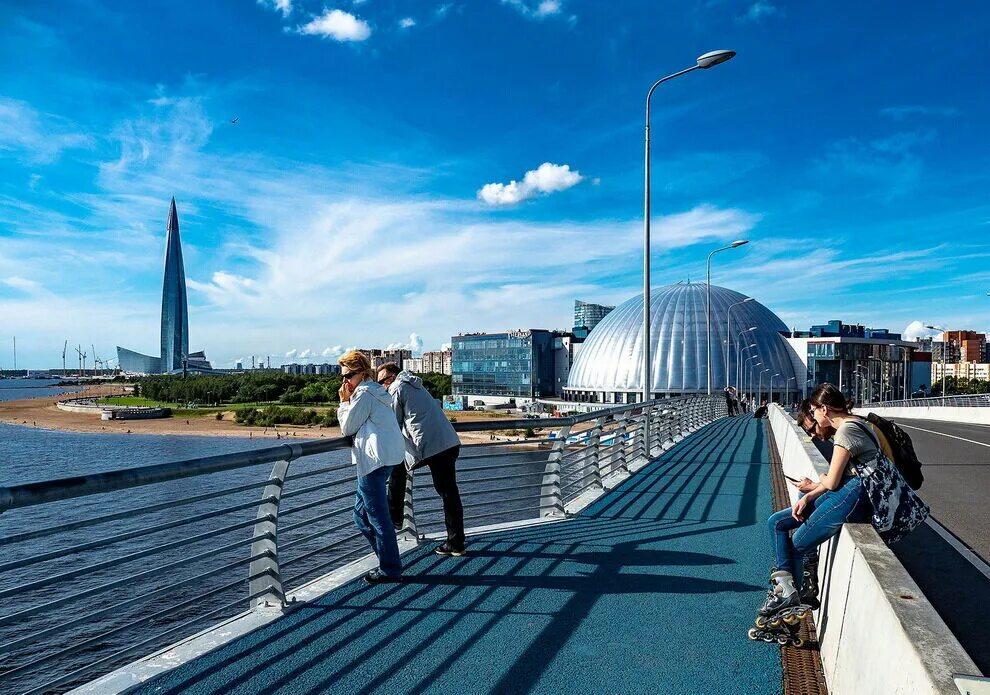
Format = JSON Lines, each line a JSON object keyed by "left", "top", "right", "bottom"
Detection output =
{"left": 354, "top": 464, "right": 402, "bottom": 577}
{"left": 768, "top": 476, "right": 869, "bottom": 581}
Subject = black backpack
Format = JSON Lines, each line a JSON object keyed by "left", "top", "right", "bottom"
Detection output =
{"left": 865, "top": 412, "right": 924, "bottom": 490}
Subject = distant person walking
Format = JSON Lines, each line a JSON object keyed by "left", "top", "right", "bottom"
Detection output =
{"left": 724, "top": 386, "right": 737, "bottom": 416}
{"left": 338, "top": 350, "right": 405, "bottom": 584}
{"left": 378, "top": 363, "right": 466, "bottom": 556}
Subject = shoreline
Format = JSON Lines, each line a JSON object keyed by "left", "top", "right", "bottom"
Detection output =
{"left": 0, "top": 386, "right": 533, "bottom": 444}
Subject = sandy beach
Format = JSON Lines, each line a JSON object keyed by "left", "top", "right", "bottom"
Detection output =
{"left": 0, "top": 385, "right": 542, "bottom": 444}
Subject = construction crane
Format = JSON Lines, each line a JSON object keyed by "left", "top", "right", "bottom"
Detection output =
{"left": 75, "top": 344, "right": 86, "bottom": 377}
{"left": 63, "top": 340, "right": 68, "bottom": 378}
{"left": 92, "top": 345, "right": 100, "bottom": 378}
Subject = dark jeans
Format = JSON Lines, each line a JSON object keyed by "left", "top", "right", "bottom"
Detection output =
{"left": 354, "top": 465, "right": 402, "bottom": 577}
{"left": 768, "top": 476, "right": 869, "bottom": 582}
{"left": 389, "top": 445, "right": 465, "bottom": 550}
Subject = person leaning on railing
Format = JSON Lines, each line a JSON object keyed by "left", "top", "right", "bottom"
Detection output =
{"left": 337, "top": 350, "right": 405, "bottom": 584}
{"left": 377, "top": 362, "right": 466, "bottom": 557}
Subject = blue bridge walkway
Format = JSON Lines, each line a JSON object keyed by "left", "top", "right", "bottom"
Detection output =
{"left": 133, "top": 418, "right": 781, "bottom": 695}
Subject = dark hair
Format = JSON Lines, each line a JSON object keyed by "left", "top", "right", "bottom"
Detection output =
{"left": 379, "top": 362, "right": 401, "bottom": 376}
{"left": 809, "top": 383, "right": 854, "bottom": 413}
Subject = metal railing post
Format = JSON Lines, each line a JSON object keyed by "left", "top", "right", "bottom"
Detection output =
{"left": 249, "top": 444, "right": 301, "bottom": 609}
{"left": 588, "top": 420, "right": 603, "bottom": 490}
{"left": 400, "top": 467, "right": 418, "bottom": 542}
{"left": 615, "top": 416, "right": 629, "bottom": 475}
{"left": 541, "top": 423, "right": 571, "bottom": 517}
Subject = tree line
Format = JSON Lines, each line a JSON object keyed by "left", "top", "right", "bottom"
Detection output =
{"left": 135, "top": 370, "right": 452, "bottom": 405}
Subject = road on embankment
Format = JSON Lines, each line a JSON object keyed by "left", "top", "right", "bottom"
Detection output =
{"left": 889, "top": 418, "right": 990, "bottom": 561}
{"left": 886, "top": 417, "right": 990, "bottom": 675}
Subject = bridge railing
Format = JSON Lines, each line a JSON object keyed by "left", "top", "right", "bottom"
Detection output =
{"left": 0, "top": 394, "right": 724, "bottom": 694}
{"left": 860, "top": 394, "right": 990, "bottom": 408}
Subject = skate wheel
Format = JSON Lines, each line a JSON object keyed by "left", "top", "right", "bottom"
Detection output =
{"left": 761, "top": 633, "right": 776, "bottom": 643}
{"left": 769, "top": 617, "right": 783, "bottom": 628}
{"left": 755, "top": 616, "right": 768, "bottom": 628}
{"left": 783, "top": 614, "right": 800, "bottom": 625}
{"left": 776, "top": 634, "right": 790, "bottom": 645}
{"left": 747, "top": 628, "right": 759, "bottom": 640}
{"left": 791, "top": 637, "right": 805, "bottom": 648}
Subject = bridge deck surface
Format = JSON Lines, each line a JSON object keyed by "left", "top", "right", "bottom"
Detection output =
{"left": 131, "top": 418, "right": 781, "bottom": 695}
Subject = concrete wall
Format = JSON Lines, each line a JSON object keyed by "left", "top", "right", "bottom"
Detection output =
{"left": 768, "top": 405, "right": 980, "bottom": 694}
{"left": 853, "top": 405, "right": 990, "bottom": 426}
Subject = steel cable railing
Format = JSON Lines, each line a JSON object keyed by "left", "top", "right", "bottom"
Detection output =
{"left": 860, "top": 394, "right": 990, "bottom": 408}
{"left": 0, "top": 394, "right": 724, "bottom": 694}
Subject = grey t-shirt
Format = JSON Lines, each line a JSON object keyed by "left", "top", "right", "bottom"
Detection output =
{"left": 833, "top": 419, "right": 879, "bottom": 470}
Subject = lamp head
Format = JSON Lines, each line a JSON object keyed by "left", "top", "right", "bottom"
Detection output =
{"left": 730, "top": 239, "right": 749, "bottom": 248}
{"left": 746, "top": 326, "right": 757, "bottom": 332}
{"left": 743, "top": 297, "right": 754, "bottom": 303}
{"left": 696, "top": 50, "right": 736, "bottom": 69}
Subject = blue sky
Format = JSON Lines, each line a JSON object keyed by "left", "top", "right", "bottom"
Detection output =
{"left": 1, "top": 0, "right": 988, "bottom": 368}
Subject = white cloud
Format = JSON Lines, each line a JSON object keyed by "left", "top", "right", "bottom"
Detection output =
{"left": 399, "top": 17, "right": 416, "bottom": 29}
{"left": 0, "top": 97, "right": 94, "bottom": 163}
{"left": 743, "top": 1, "right": 777, "bottom": 21}
{"left": 387, "top": 332, "right": 424, "bottom": 353}
{"left": 440, "top": 342, "right": 451, "bottom": 351}
{"left": 321, "top": 345, "right": 344, "bottom": 358}
{"left": 902, "top": 321, "right": 940, "bottom": 341}
{"left": 503, "top": 0, "right": 565, "bottom": 19}
{"left": 298, "top": 348, "right": 313, "bottom": 360}
{"left": 258, "top": 0, "right": 293, "bottom": 17}
{"left": 285, "top": 348, "right": 297, "bottom": 358}
{"left": 297, "top": 9, "right": 372, "bottom": 41}
{"left": 479, "top": 162, "right": 583, "bottom": 206}
{"left": 3, "top": 276, "right": 47, "bottom": 295}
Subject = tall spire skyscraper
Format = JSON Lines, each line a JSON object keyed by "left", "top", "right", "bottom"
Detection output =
{"left": 160, "top": 197, "right": 189, "bottom": 372}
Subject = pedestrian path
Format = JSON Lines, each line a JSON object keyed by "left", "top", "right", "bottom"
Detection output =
{"left": 131, "top": 417, "right": 781, "bottom": 695}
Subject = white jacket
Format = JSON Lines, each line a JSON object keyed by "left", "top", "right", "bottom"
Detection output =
{"left": 337, "top": 380, "right": 405, "bottom": 477}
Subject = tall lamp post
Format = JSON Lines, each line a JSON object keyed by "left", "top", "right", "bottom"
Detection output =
{"left": 726, "top": 299, "right": 755, "bottom": 388}
{"left": 737, "top": 341, "right": 757, "bottom": 393}
{"left": 642, "top": 50, "right": 736, "bottom": 448}
{"left": 770, "top": 373, "right": 780, "bottom": 404}
{"left": 926, "top": 325, "right": 947, "bottom": 405}
{"left": 750, "top": 361, "right": 763, "bottom": 401}
{"left": 707, "top": 240, "right": 749, "bottom": 394}
{"left": 759, "top": 368, "right": 770, "bottom": 403}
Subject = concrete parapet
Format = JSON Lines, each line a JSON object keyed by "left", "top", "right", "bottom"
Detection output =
{"left": 768, "top": 405, "right": 982, "bottom": 694}
{"left": 854, "top": 405, "right": 990, "bottom": 426}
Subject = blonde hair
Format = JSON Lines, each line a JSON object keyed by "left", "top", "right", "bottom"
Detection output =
{"left": 337, "top": 350, "right": 374, "bottom": 382}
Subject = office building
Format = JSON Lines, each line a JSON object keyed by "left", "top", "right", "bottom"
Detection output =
{"left": 786, "top": 320, "right": 915, "bottom": 402}
{"left": 574, "top": 300, "right": 614, "bottom": 332}
{"left": 452, "top": 330, "right": 559, "bottom": 405}
{"left": 117, "top": 199, "right": 212, "bottom": 375}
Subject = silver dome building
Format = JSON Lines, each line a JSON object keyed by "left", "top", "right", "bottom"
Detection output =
{"left": 564, "top": 282, "right": 799, "bottom": 404}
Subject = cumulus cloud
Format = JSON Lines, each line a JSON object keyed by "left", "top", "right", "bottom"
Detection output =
{"left": 478, "top": 162, "right": 583, "bottom": 206}
{"left": 440, "top": 342, "right": 451, "bottom": 351}
{"left": 321, "top": 345, "right": 344, "bottom": 358}
{"left": 258, "top": 0, "right": 293, "bottom": 17}
{"left": 298, "top": 348, "right": 313, "bottom": 360}
{"left": 285, "top": 348, "right": 297, "bottom": 358}
{"left": 399, "top": 17, "right": 416, "bottom": 28}
{"left": 387, "top": 332, "right": 425, "bottom": 353}
{"left": 297, "top": 9, "right": 371, "bottom": 41}
{"left": 903, "top": 321, "right": 940, "bottom": 341}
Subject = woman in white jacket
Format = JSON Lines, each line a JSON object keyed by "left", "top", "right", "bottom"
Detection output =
{"left": 337, "top": 350, "right": 406, "bottom": 584}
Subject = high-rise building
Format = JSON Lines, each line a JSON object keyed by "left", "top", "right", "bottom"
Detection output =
{"left": 944, "top": 331, "right": 986, "bottom": 363}
{"left": 117, "top": 199, "right": 211, "bottom": 375}
{"left": 422, "top": 349, "right": 452, "bottom": 375}
{"left": 574, "top": 300, "right": 614, "bottom": 332}
{"left": 160, "top": 198, "right": 189, "bottom": 372}
{"left": 452, "top": 330, "right": 559, "bottom": 404}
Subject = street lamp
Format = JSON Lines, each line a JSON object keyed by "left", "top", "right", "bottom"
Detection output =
{"left": 726, "top": 300, "right": 755, "bottom": 388}
{"left": 926, "top": 325, "right": 947, "bottom": 405}
{"left": 750, "top": 361, "right": 763, "bottom": 401}
{"left": 707, "top": 240, "right": 749, "bottom": 394}
{"left": 770, "top": 373, "right": 780, "bottom": 404}
{"left": 641, "top": 50, "right": 737, "bottom": 444}
{"left": 786, "top": 376, "right": 796, "bottom": 402}
{"left": 759, "top": 368, "right": 770, "bottom": 403}
{"left": 737, "top": 342, "right": 758, "bottom": 394}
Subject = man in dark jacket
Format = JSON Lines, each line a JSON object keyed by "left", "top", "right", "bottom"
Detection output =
{"left": 378, "top": 363, "right": 466, "bottom": 556}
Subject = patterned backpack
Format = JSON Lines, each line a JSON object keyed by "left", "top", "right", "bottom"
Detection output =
{"left": 849, "top": 421, "right": 930, "bottom": 545}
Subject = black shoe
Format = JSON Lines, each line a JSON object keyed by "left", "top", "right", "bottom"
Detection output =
{"left": 434, "top": 542, "right": 466, "bottom": 557}
{"left": 363, "top": 569, "right": 401, "bottom": 585}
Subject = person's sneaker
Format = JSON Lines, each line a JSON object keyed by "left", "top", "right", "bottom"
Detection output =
{"left": 363, "top": 569, "right": 401, "bottom": 585}
{"left": 434, "top": 542, "right": 466, "bottom": 557}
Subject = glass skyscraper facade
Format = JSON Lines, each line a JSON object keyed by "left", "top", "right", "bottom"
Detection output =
{"left": 160, "top": 198, "right": 189, "bottom": 372}
{"left": 452, "top": 331, "right": 556, "bottom": 399}
{"left": 574, "top": 300, "right": 614, "bottom": 332}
